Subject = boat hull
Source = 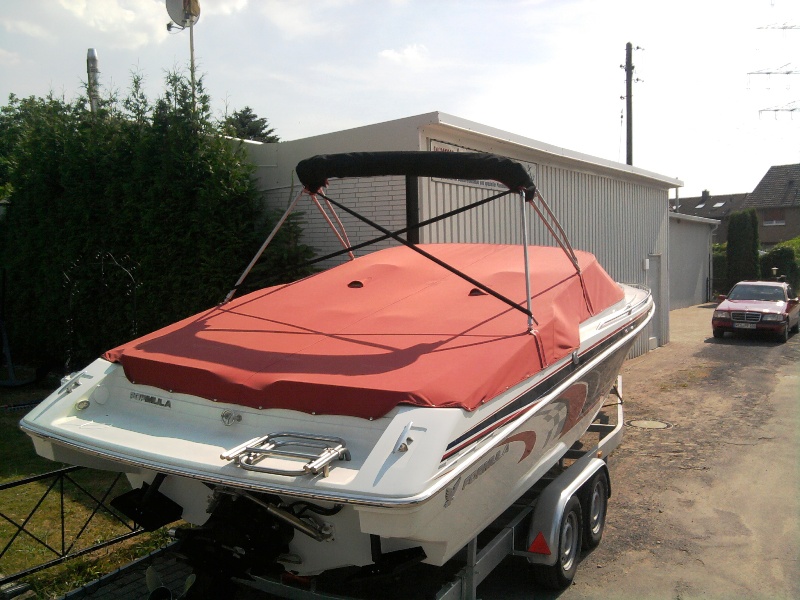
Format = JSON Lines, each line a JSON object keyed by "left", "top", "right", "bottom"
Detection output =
{"left": 282, "top": 303, "right": 646, "bottom": 573}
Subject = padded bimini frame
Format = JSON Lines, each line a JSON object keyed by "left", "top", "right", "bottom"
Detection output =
{"left": 225, "top": 151, "right": 588, "bottom": 330}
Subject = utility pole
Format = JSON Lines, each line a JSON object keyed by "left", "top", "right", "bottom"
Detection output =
{"left": 625, "top": 43, "right": 633, "bottom": 165}
{"left": 621, "top": 43, "right": 643, "bottom": 165}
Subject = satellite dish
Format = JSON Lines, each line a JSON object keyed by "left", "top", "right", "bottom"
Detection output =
{"left": 166, "top": 0, "right": 200, "bottom": 28}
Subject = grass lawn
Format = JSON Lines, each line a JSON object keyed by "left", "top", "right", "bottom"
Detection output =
{"left": 1, "top": 370, "right": 172, "bottom": 599}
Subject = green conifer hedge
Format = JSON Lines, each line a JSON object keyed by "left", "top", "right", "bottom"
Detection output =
{"left": 0, "top": 73, "right": 313, "bottom": 374}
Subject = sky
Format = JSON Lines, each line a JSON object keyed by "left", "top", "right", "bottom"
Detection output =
{"left": 1, "top": 0, "right": 799, "bottom": 198}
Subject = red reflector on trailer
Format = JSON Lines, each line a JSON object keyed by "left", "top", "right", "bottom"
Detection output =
{"left": 528, "top": 532, "right": 551, "bottom": 555}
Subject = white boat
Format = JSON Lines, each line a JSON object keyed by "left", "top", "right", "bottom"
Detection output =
{"left": 20, "top": 152, "right": 653, "bottom": 584}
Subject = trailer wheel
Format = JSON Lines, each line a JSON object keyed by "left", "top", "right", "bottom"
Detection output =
{"left": 532, "top": 495, "right": 582, "bottom": 590}
{"left": 581, "top": 470, "right": 608, "bottom": 549}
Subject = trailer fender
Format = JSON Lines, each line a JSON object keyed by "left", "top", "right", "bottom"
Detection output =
{"left": 525, "top": 457, "right": 609, "bottom": 566}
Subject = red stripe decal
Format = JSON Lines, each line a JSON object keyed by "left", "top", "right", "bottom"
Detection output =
{"left": 502, "top": 430, "right": 537, "bottom": 463}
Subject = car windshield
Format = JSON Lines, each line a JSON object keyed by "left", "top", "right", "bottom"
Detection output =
{"left": 727, "top": 284, "right": 785, "bottom": 302}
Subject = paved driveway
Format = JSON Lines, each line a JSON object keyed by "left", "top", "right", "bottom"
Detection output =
{"left": 481, "top": 303, "right": 799, "bottom": 599}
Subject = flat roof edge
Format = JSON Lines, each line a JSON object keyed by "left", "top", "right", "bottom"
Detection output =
{"left": 432, "top": 112, "right": 683, "bottom": 188}
{"left": 278, "top": 111, "right": 683, "bottom": 189}
{"left": 669, "top": 212, "right": 720, "bottom": 225}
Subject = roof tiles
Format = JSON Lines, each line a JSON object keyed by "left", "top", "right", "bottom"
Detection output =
{"left": 743, "top": 163, "right": 800, "bottom": 209}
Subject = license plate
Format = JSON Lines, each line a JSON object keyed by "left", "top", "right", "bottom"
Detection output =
{"left": 733, "top": 322, "right": 756, "bottom": 329}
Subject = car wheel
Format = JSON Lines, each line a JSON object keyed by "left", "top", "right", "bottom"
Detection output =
{"left": 713, "top": 328, "right": 724, "bottom": 339}
{"left": 778, "top": 323, "right": 789, "bottom": 344}
{"left": 791, "top": 320, "right": 799, "bottom": 334}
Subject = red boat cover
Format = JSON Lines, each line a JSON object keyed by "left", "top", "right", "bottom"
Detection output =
{"left": 104, "top": 244, "right": 623, "bottom": 419}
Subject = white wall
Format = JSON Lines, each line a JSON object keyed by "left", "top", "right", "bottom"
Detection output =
{"left": 669, "top": 213, "right": 719, "bottom": 309}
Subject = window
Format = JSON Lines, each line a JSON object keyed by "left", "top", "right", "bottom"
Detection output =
{"left": 695, "top": 202, "right": 705, "bottom": 209}
{"left": 762, "top": 208, "right": 785, "bottom": 226}
{"left": 713, "top": 202, "right": 725, "bottom": 208}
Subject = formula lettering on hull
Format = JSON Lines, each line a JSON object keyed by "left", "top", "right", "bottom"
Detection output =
{"left": 130, "top": 391, "right": 172, "bottom": 409}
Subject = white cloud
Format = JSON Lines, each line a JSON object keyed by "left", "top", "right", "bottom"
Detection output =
{"left": 57, "top": 0, "right": 168, "bottom": 49}
{"left": 256, "top": 0, "right": 355, "bottom": 39}
{"left": 379, "top": 44, "right": 431, "bottom": 68}
{"left": 59, "top": 0, "right": 135, "bottom": 30}
{"left": 0, "top": 48, "right": 21, "bottom": 67}
{"left": 0, "top": 18, "right": 51, "bottom": 40}
{"left": 202, "top": 0, "right": 249, "bottom": 16}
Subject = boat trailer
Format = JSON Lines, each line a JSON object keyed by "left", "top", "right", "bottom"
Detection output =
{"left": 218, "top": 379, "right": 625, "bottom": 600}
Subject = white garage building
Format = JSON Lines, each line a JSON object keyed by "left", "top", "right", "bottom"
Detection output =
{"left": 240, "top": 112, "right": 682, "bottom": 357}
{"left": 668, "top": 212, "right": 719, "bottom": 309}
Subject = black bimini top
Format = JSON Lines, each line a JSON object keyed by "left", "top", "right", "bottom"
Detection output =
{"left": 296, "top": 151, "right": 537, "bottom": 201}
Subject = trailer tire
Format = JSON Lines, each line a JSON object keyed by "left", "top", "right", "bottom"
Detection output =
{"left": 581, "top": 470, "right": 608, "bottom": 549}
{"left": 532, "top": 495, "right": 582, "bottom": 590}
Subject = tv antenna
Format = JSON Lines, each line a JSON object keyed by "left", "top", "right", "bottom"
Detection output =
{"left": 165, "top": 0, "right": 201, "bottom": 104}
{"left": 757, "top": 23, "right": 800, "bottom": 29}
{"left": 748, "top": 63, "right": 800, "bottom": 76}
{"left": 759, "top": 100, "right": 799, "bottom": 118}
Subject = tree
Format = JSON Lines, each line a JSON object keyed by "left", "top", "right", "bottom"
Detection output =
{"left": 725, "top": 209, "right": 760, "bottom": 290}
{"left": 712, "top": 242, "right": 727, "bottom": 295}
{"left": 223, "top": 106, "right": 279, "bottom": 143}
{"left": 0, "top": 73, "right": 312, "bottom": 373}
{"left": 760, "top": 245, "right": 799, "bottom": 289}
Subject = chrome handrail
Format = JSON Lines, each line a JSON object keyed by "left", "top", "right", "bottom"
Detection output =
{"left": 221, "top": 432, "right": 350, "bottom": 478}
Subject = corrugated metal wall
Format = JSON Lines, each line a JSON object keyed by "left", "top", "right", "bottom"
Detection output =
{"left": 422, "top": 179, "right": 524, "bottom": 244}
{"left": 535, "top": 166, "right": 668, "bottom": 356}
{"left": 419, "top": 165, "right": 669, "bottom": 356}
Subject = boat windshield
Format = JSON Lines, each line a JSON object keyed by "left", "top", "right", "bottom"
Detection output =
{"left": 727, "top": 284, "right": 785, "bottom": 302}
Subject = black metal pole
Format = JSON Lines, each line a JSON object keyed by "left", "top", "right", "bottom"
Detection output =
{"left": 405, "top": 175, "right": 419, "bottom": 244}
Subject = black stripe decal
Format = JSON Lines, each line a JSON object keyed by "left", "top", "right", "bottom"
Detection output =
{"left": 442, "top": 310, "right": 648, "bottom": 457}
